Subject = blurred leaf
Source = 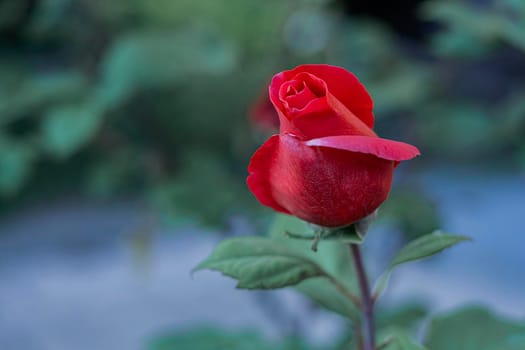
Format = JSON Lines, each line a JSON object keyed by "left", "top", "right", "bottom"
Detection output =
{"left": 430, "top": 27, "right": 491, "bottom": 57}
{"left": 369, "top": 66, "right": 431, "bottom": 114}
{"left": 283, "top": 9, "right": 332, "bottom": 56}
{"left": 0, "top": 136, "right": 35, "bottom": 195}
{"left": 378, "top": 328, "right": 427, "bottom": 350}
{"left": 424, "top": 307, "right": 525, "bottom": 350}
{"left": 97, "top": 28, "right": 237, "bottom": 107}
{"left": 499, "top": 91, "right": 525, "bottom": 144}
{"left": 149, "top": 327, "right": 313, "bottom": 350}
{"left": 296, "top": 279, "right": 358, "bottom": 320}
{"left": 40, "top": 103, "right": 103, "bottom": 158}
{"left": 418, "top": 104, "right": 495, "bottom": 158}
{"left": 269, "top": 214, "right": 359, "bottom": 320}
{"left": 331, "top": 20, "right": 396, "bottom": 77}
{"left": 422, "top": 0, "right": 525, "bottom": 53}
{"left": 149, "top": 149, "right": 251, "bottom": 226}
{"left": 195, "top": 237, "right": 325, "bottom": 289}
{"left": 85, "top": 149, "right": 142, "bottom": 197}
{"left": 95, "top": 0, "right": 290, "bottom": 55}
{"left": 0, "top": 70, "right": 88, "bottom": 125}
{"left": 382, "top": 189, "right": 440, "bottom": 240}
{"left": 500, "top": 20, "right": 525, "bottom": 52}
{"left": 377, "top": 303, "right": 428, "bottom": 331}
{"left": 421, "top": 2, "right": 503, "bottom": 42}
{"left": 25, "top": 0, "right": 73, "bottom": 37}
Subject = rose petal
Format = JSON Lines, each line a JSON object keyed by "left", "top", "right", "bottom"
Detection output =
{"left": 246, "top": 135, "right": 291, "bottom": 215}
{"left": 247, "top": 134, "right": 395, "bottom": 227}
{"left": 290, "top": 97, "right": 376, "bottom": 139}
{"left": 270, "top": 64, "right": 374, "bottom": 128}
{"left": 294, "top": 64, "right": 374, "bottom": 128}
{"left": 279, "top": 80, "right": 320, "bottom": 111}
{"left": 306, "top": 135, "right": 420, "bottom": 161}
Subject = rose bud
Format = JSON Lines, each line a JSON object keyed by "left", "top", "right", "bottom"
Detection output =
{"left": 247, "top": 64, "right": 420, "bottom": 228}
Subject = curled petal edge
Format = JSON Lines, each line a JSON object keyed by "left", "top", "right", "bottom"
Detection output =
{"left": 269, "top": 64, "right": 374, "bottom": 128}
{"left": 305, "top": 135, "right": 420, "bottom": 162}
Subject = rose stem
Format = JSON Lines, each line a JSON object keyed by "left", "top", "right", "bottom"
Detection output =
{"left": 350, "top": 244, "right": 375, "bottom": 350}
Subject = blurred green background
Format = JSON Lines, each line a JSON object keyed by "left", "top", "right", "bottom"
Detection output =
{"left": 2, "top": 0, "right": 524, "bottom": 227}
{"left": 1, "top": 0, "right": 524, "bottom": 349}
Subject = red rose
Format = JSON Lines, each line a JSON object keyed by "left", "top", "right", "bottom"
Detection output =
{"left": 247, "top": 64, "right": 420, "bottom": 227}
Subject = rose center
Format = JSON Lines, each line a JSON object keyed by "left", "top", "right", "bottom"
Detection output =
{"left": 279, "top": 73, "right": 326, "bottom": 111}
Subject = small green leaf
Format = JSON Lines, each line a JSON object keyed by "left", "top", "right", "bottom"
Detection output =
{"left": 424, "top": 307, "right": 525, "bottom": 350}
{"left": 373, "top": 231, "right": 469, "bottom": 299}
{"left": 194, "top": 237, "right": 324, "bottom": 289}
{"left": 322, "top": 225, "right": 364, "bottom": 244}
{"left": 389, "top": 231, "right": 470, "bottom": 268}
{"left": 282, "top": 221, "right": 364, "bottom": 248}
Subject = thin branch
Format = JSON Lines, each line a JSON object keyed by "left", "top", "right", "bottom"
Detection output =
{"left": 350, "top": 244, "right": 375, "bottom": 350}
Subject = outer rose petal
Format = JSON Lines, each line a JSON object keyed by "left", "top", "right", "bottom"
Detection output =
{"left": 306, "top": 135, "right": 421, "bottom": 161}
{"left": 246, "top": 135, "right": 291, "bottom": 215}
{"left": 247, "top": 134, "right": 395, "bottom": 227}
{"left": 269, "top": 64, "right": 374, "bottom": 128}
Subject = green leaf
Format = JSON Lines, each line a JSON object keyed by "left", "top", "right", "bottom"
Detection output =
{"left": 269, "top": 214, "right": 359, "bottom": 320}
{"left": 424, "top": 307, "right": 525, "bottom": 350}
{"left": 378, "top": 328, "right": 428, "bottom": 350}
{"left": 194, "top": 237, "right": 324, "bottom": 289}
{"left": 296, "top": 279, "right": 359, "bottom": 320}
{"left": 389, "top": 231, "right": 470, "bottom": 268}
{"left": 373, "top": 231, "right": 469, "bottom": 299}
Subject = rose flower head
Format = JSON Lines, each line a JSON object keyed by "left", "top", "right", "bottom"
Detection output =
{"left": 247, "top": 64, "right": 420, "bottom": 228}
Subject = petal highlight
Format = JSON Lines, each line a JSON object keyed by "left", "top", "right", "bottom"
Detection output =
{"left": 306, "top": 135, "right": 420, "bottom": 161}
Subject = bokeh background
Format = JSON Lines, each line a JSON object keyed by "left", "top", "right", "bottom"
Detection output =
{"left": 0, "top": 0, "right": 524, "bottom": 349}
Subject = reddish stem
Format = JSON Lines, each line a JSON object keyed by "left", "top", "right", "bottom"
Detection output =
{"left": 350, "top": 244, "right": 375, "bottom": 350}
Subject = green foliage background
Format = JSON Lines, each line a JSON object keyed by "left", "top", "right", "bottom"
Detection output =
{"left": 2, "top": 0, "right": 524, "bottom": 228}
